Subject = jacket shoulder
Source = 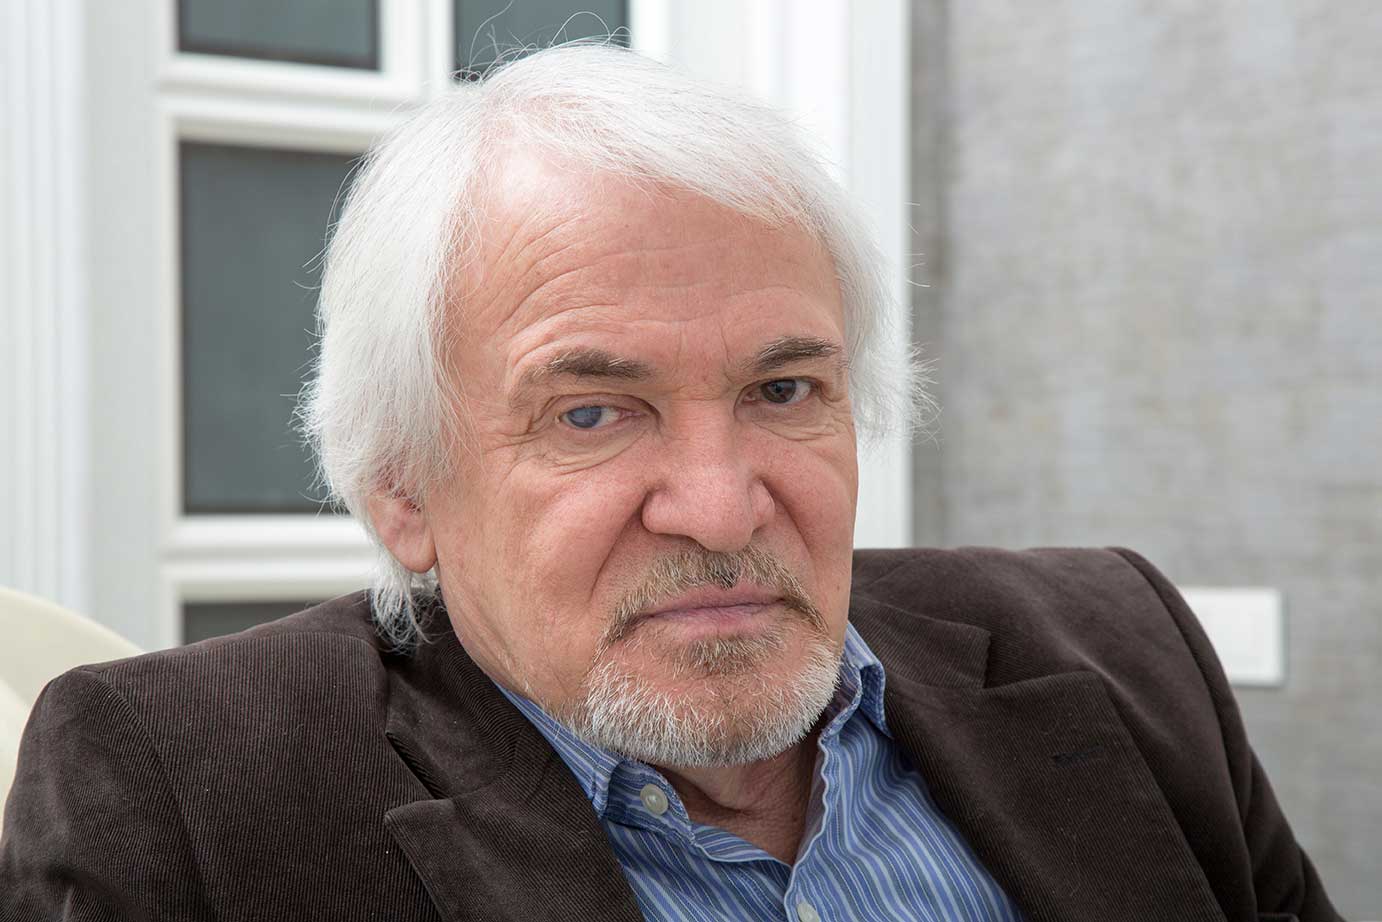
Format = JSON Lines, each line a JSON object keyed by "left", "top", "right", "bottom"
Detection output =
{"left": 851, "top": 545, "right": 1177, "bottom": 682}
{"left": 54, "top": 591, "right": 397, "bottom": 764}
{"left": 75, "top": 590, "right": 383, "bottom": 684}
{"left": 9, "top": 592, "right": 440, "bottom": 918}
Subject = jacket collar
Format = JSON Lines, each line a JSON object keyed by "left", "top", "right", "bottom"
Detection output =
{"left": 382, "top": 612, "right": 645, "bottom": 922}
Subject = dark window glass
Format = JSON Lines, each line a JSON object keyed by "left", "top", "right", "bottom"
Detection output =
{"left": 454, "top": 0, "right": 628, "bottom": 76}
{"left": 180, "top": 141, "right": 357, "bottom": 515}
{"left": 178, "top": 0, "right": 380, "bottom": 70}
{"left": 183, "top": 600, "right": 319, "bottom": 643}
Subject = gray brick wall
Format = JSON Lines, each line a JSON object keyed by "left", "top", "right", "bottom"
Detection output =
{"left": 911, "top": 2, "right": 1382, "bottom": 913}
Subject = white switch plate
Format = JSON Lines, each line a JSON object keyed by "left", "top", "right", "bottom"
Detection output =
{"left": 1179, "top": 587, "right": 1285, "bottom": 687}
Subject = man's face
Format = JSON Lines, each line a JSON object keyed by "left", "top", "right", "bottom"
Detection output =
{"left": 422, "top": 152, "right": 858, "bottom": 766}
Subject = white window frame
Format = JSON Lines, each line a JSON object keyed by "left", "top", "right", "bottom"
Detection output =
{"left": 152, "top": 3, "right": 434, "bottom": 648}
{"left": 1, "top": 0, "right": 89, "bottom": 614}
{"left": 157, "top": 0, "right": 428, "bottom": 104}
{"left": 28, "top": 0, "right": 912, "bottom": 649}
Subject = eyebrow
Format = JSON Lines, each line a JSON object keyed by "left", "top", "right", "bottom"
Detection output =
{"left": 510, "top": 348, "right": 654, "bottom": 408}
{"left": 745, "top": 336, "right": 843, "bottom": 375}
{"left": 509, "top": 336, "right": 844, "bottom": 409}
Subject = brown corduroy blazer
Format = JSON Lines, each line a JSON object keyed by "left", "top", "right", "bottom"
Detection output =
{"left": 1, "top": 547, "right": 1341, "bottom": 921}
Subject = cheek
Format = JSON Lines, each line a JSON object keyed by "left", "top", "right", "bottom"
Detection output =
{"left": 765, "top": 428, "right": 857, "bottom": 525}
{"left": 432, "top": 471, "right": 644, "bottom": 699}
{"left": 760, "top": 437, "right": 858, "bottom": 605}
{"left": 512, "top": 459, "right": 646, "bottom": 573}
{"left": 495, "top": 461, "right": 649, "bottom": 643}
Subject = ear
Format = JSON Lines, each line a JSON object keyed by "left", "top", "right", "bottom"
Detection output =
{"left": 367, "top": 492, "right": 438, "bottom": 574}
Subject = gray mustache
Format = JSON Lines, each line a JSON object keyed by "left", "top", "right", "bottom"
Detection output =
{"left": 600, "top": 545, "right": 824, "bottom": 650}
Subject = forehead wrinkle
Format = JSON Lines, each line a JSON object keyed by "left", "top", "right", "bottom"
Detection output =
{"left": 477, "top": 208, "right": 836, "bottom": 343}
{"left": 469, "top": 197, "right": 578, "bottom": 291}
{"left": 495, "top": 247, "right": 647, "bottom": 342}
{"left": 473, "top": 236, "right": 591, "bottom": 336}
{"left": 724, "top": 280, "right": 835, "bottom": 302}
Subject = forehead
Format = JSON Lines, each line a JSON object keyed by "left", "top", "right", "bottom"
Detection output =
{"left": 454, "top": 150, "right": 845, "bottom": 372}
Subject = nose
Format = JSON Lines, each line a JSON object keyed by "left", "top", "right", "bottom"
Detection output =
{"left": 639, "top": 419, "right": 775, "bottom": 553}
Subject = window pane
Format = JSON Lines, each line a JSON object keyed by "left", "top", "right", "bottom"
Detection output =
{"left": 183, "top": 600, "right": 318, "bottom": 643}
{"left": 454, "top": 0, "right": 628, "bottom": 75}
{"left": 178, "top": 0, "right": 380, "bottom": 70}
{"left": 180, "top": 141, "right": 356, "bottom": 515}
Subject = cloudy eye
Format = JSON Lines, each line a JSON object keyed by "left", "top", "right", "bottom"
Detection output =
{"left": 759, "top": 378, "right": 812, "bottom": 405}
{"left": 561, "top": 406, "right": 615, "bottom": 430}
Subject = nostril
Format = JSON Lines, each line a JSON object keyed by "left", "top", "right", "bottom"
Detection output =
{"left": 750, "top": 480, "right": 776, "bottom": 524}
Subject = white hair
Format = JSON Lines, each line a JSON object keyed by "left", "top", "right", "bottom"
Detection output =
{"left": 301, "top": 42, "right": 926, "bottom": 649}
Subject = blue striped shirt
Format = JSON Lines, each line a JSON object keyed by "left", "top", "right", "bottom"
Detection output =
{"left": 500, "top": 624, "right": 1026, "bottom": 921}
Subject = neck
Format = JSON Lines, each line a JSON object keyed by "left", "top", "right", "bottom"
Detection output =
{"left": 657, "top": 732, "right": 820, "bottom": 864}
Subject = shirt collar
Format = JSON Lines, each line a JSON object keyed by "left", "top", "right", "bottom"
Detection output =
{"left": 842, "top": 619, "right": 889, "bottom": 735}
{"left": 497, "top": 620, "right": 890, "bottom": 819}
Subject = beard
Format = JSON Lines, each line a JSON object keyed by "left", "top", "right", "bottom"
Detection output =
{"left": 549, "top": 545, "right": 843, "bottom": 768}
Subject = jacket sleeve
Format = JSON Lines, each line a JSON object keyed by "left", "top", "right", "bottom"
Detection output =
{"left": 1113, "top": 548, "right": 1344, "bottom": 922}
{"left": 0, "top": 668, "right": 216, "bottom": 921}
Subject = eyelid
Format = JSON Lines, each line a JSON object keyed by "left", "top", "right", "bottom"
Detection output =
{"left": 553, "top": 394, "right": 642, "bottom": 413}
{"left": 553, "top": 397, "right": 643, "bottom": 432}
{"left": 547, "top": 377, "right": 821, "bottom": 425}
{"left": 745, "top": 376, "right": 819, "bottom": 402}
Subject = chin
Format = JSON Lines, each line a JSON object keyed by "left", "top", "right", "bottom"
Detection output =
{"left": 556, "top": 629, "right": 843, "bottom": 768}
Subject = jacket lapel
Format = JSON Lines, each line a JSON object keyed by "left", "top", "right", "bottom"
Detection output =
{"left": 852, "top": 593, "right": 1226, "bottom": 922}
{"left": 381, "top": 620, "right": 644, "bottom": 922}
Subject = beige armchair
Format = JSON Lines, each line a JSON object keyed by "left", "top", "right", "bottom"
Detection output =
{"left": 0, "top": 587, "right": 141, "bottom": 809}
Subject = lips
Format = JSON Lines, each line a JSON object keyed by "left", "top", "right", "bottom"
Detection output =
{"left": 644, "top": 586, "right": 784, "bottom": 618}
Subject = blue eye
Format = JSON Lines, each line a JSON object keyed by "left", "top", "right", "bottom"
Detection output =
{"left": 561, "top": 406, "right": 613, "bottom": 429}
{"left": 759, "top": 379, "right": 812, "bottom": 404}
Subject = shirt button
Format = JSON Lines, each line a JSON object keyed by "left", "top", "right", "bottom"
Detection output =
{"left": 639, "top": 784, "right": 669, "bottom": 816}
{"left": 796, "top": 900, "right": 821, "bottom": 922}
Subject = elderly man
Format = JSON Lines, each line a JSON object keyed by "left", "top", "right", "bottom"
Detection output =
{"left": 1, "top": 45, "right": 1338, "bottom": 922}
